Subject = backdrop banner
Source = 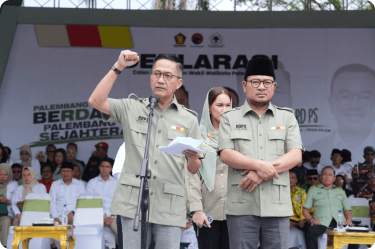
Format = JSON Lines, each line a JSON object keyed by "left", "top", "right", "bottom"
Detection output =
{"left": 1, "top": 24, "right": 374, "bottom": 165}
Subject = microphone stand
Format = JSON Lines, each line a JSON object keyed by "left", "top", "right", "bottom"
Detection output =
{"left": 133, "top": 96, "right": 158, "bottom": 249}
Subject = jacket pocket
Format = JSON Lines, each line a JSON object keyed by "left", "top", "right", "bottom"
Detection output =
{"left": 120, "top": 174, "right": 141, "bottom": 206}
{"left": 157, "top": 182, "right": 185, "bottom": 216}
{"left": 230, "top": 130, "right": 252, "bottom": 155}
{"left": 229, "top": 172, "right": 253, "bottom": 203}
{"left": 130, "top": 122, "right": 148, "bottom": 148}
{"left": 271, "top": 172, "right": 289, "bottom": 204}
{"left": 268, "top": 130, "right": 286, "bottom": 155}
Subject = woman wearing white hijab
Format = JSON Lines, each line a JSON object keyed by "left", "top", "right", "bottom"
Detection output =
{"left": 0, "top": 163, "right": 18, "bottom": 247}
{"left": 11, "top": 167, "right": 47, "bottom": 226}
{"left": 15, "top": 145, "right": 42, "bottom": 180}
{"left": 186, "top": 87, "right": 232, "bottom": 249}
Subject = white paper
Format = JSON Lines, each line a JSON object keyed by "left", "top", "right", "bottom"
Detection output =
{"left": 158, "top": 137, "right": 205, "bottom": 156}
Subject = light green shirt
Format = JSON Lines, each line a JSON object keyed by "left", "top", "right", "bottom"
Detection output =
{"left": 303, "top": 185, "right": 351, "bottom": 227}
{"left": 102, "top": 94, "right": 201, "bottom": 227}
{"left": 218, "top": 100, "right": 303, "bottom": 217}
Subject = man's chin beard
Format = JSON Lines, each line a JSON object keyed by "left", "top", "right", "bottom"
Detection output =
{"left": 249, "top": 99, "right": 270, "bottom": 107}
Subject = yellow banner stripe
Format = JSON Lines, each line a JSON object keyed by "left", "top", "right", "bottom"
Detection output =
{"left": 97, "top": 26, "right": 133, "bottom": 48}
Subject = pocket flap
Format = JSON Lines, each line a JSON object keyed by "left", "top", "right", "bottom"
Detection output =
{"left": 130, "top": 122, "right": 148, "bottom": 134}
{"left": 163, "top": 182, "right": 184, "bottom": 196}
{"left": 120, "top": 174, "right": 141, "bottom": 187}
{"left": 268, "top": 130, "right": 286, "bottom": 140}
{"left": 167, "top": 130, "right": 186, "bottom": 140}
{"left": 272, "top": 172, "right": 288, "bottom": 186}
{"left": 230, "top": 130, "right": 251, "bottom": 140}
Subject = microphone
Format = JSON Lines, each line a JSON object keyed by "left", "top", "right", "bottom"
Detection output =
{"left": 149, "top": 94, "right": 159, "bottom": 109}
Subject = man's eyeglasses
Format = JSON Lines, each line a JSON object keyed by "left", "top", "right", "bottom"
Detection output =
{"left": 336, "top": 180, "right": 345, "bottom": 183}
{"left": 46, "top": 150, "right": 56, "bottom": 153}
{"left": 246, "top": 79, "right": 274, "bottom": 88}
{"left": 308, "top": 177, "right": 319, "bottom": 181}
{"left": 310, "top": 161, "right": 319, "bottom": 165}
{"left": 41, "top": 170, "right": 51, "bottom": 173}
{"left": 365, "top": 153, "right": 375, "bottom": 156}
{"left": 151, "top": 70, "right": 180, "bottom": 81}
{"left": 12, "top": 171, "right": 21, "bottom": 174}
{"left": 366, "top": 175, "right": 375, "bottom": 179}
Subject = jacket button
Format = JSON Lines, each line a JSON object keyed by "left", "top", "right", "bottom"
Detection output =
{"left": 154, "top": 160, "right": 158, "bottom": 164}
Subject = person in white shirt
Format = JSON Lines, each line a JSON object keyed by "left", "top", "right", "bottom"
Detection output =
{"left": 113, "top": 143, "right": 126, "bottom": 179}
{"left": 14, "top": 145, "right": 41, "bottom": 180}
{"left": 49, "top": 163, "right": 86, "bottom": 225}
{"left": 0, "top": 163, "right": 18, "bottom": 247}
{"left": 304, "top": 150, "right": 325, "bottom": 175}
{"left": 86, "top": 158, "right": 118, "bottom": 237}
{"left": 11, "top": 167, "right": 47, "bottom": 226}
{"left": 329, "top": 149, "right": 352, "bottom": 184}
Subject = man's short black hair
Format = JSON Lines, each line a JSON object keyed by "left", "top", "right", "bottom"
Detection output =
{"left": 11, "top": 163, "right": 22, "bottom": 169}
{"left": 331, "top": 148, "right": 342, "bottom": 157}
{"left": 46, "top": 144, "right": 56, "bottom": 150}
{"left": 289, "top": 168, "right": 299, "bottom": 177}
{"left": 100, "top": 158, "right": 114, "bottom": 167}
{"left": 178, "top": 85, "right": 189, "bottom": 100}
{"left": 309, "top": 150, "right": 321, "bottom": 158}
{"left": 302, "top": 151, "right": 310, "bottom": 161}
{"left": 153, "top": 54, "right": 183, "bottom": 77}
{"left": 331, "top": 64, "right": 375, "bottom": 95}
{"left": 341, "top": 149, "right": 352, "bottom": 163}
{"left": 40, "top": 163, "right": 52, "bottom": 173}
{"left": 321, "top": 166, "right": 335, "bottom": 175}
{"left": 4, "top": 146, "right": 11, "bottom": 156}
{"left": 223, "top": 87, "right": 239, "bottom": 107}
{"left": 67, "top": 143, "right": 78, "bottom": 150}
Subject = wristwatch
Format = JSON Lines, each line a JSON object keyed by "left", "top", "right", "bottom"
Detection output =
{"left": 111, "top": 65, "right": 122, "bottom": 75}
{"left": 110, "top": 214, "right": 117, "bottom": 218}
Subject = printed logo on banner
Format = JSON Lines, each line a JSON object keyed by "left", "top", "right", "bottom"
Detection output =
{"left": 209, "top": 33, "right": 224, "bottom": 48}
{"left": 191, "top": 33, "right": 204, "bottom": 47}
{"left": 174, "top": 33, "right": 186, "bottom": 47}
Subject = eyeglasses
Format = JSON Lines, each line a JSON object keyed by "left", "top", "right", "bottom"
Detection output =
{"left": 246, "top": 79, "right": 275, "bottom": 88}
{"left": 46, "top": 150, "right": 56, "bottom": 153}
{"left": 336, "top": 180, "right": 345, "bottom": 183}
{"left": 151, "top": 70, "right": 180, "bottom": 81}
{"left": 41, "top": 170, "right": 51, "bottom": 173}
{"left": 365, "top": 153, "right": 375, "bottom": 156}
{"left": 366, "top": 175, "right": 375, "bottom": 179}
{"left": 310, "top": 161, "right": 320, "bottom": 165}
{"left": 308, "top": 177, "right": 319, "bottom": 181}
{"left": 12, "top": 171, "right": 21, "bottom": 174}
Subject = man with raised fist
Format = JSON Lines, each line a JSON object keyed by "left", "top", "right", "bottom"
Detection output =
{"left": 88, "top": 50, "right": 202, "bottom": 249}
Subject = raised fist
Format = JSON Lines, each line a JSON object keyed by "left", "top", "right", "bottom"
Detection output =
{"left": 116, "top": 50, "right": 140, "bottom": 70}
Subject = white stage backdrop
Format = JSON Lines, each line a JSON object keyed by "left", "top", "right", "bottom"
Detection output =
{"left": 1, "top": 24, "right": 375, "bottom": 165}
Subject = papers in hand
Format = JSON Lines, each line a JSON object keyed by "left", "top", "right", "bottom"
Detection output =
{"left": 158, "top": 137, "right": 205, "bottom": 156}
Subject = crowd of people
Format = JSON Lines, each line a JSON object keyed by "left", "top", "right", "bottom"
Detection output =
{"left": 0, "top": 141, "right": 117, "bottom": 248}
{"left": 289, "top": 146, "right": 375, "bottom": 249}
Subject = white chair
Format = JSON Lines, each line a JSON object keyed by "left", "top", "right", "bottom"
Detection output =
{"left": 7, "top": 193, "right": 51, "bottom": 249}
{"left": 289, "top": 227, "right": 306, "bottom": 249}
{"left": 72, "top": 193, "right": 105, "bottom": 249}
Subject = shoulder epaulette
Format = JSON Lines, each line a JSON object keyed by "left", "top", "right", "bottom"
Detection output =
{"left": 181, "top": 106, "right": 198, "bottom": 117}
{"left": 128, "top": 93, "right": 140, "bottom": 100}
{"left": 224, "top": 107, "right": 240, "bottom": 114}
{"left": 276, "top": 106, "right": 294, "bottom": 114}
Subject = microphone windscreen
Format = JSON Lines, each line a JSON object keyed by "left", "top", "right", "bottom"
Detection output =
{"left": 149, "top": 94, "right": 159, "bottom": 104}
